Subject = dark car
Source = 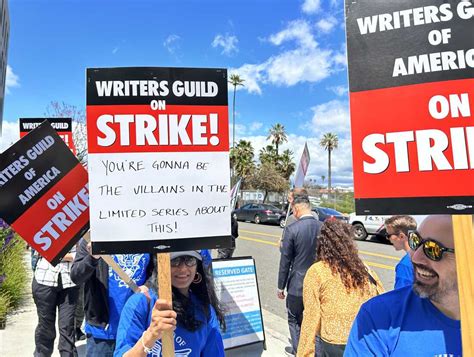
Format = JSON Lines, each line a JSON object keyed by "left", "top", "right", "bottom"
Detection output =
{"left": 312, "top": 207, "right": 348, "bottom": 223}
{"left": 233, "top": 203, "right": 286, "bottom": 227}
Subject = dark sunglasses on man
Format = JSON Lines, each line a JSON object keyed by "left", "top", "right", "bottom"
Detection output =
{"left": 407, "top": 230, "right": 455, "bottom": 261}
{"left": 170, "top": 256, "right": 198, "bottom": 267}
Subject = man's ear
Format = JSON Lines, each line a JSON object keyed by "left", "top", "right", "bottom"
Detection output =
{"left": 399, "top": 232, "right": 407, "bottom": 240}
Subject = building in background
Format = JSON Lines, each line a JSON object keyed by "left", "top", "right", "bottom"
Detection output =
{"left": 0, "top": 0, "right": 9, "bottom": 135}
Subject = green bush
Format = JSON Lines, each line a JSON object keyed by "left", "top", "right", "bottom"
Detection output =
{"left": 0, "top": 292, "right": 10, "bottom": 327}
{"left": 0, "top": 222, "right": 28, "bottom": 323}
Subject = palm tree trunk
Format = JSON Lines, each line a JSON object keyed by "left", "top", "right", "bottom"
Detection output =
{"left": 328, "top": 149, "right": 332, "bottom": 193}
{"left": 232, "top": 85, "right": 236, "bottom": 150}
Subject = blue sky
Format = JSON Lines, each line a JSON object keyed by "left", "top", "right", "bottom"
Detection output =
{"left": 1, "top": 0, "right": 352, "bottom": 186}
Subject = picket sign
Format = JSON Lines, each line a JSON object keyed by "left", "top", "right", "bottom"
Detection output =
{"left": 157, "top": 253, "right": 174, "bottom": 356}
{"left": 82, "top": 231, "right": 139, "bottom": 293}
{"left": 452, "top": 215, "right": 474, "bottom": 356}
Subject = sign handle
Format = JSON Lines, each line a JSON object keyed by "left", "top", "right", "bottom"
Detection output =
{"left": 157, "top": 253, "right": 174, "bottom": 357}
{"left": 83, "top": 232, "right": 139, "bottom": 292}
{"left": 452, "top": 215, "right": 474, "bottom": 356}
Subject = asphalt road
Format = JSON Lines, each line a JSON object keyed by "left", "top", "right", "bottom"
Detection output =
{"left": 232, "top": 221, "right": 405, "bottom": 320}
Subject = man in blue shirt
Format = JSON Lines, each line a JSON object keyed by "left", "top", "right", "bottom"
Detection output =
{"left": 384, "top": 215, "right": 417, "bottom": 289}
{"left": 345, "top": 215, "right": 461, "bottom": 356}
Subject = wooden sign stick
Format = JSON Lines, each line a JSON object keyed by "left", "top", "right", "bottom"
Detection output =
{"left": 157, "top": 253, "right": 175, "bottom": 357}
{"left": 82, "top": 232, "right": 139, "bottom": 293}
{"left": 452, "top": 215, "right": 474, "bottom": 356}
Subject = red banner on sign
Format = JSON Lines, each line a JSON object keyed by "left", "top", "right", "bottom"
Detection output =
{"left": 87, "top": 104, "right": 229, "bottom": 154}
{"left": 11, "top": 163, "right": 89, "bottom": 264}
{"left": 351, "top": 78, "right": 474, "bottom": 200}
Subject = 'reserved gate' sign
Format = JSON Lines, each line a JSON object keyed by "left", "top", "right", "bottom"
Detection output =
{"left": 345, "top": 0, "right": 474, "bottom": 215}
{"left": 86, "top": 67, "right": 232, "bottom": 254}
{"left": 0, "top": 122, "right": 89, "bottom": 265}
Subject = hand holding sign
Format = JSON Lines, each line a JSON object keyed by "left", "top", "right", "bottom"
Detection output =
{"left": 146, "top": 299, "right": 177, "bottom": 342}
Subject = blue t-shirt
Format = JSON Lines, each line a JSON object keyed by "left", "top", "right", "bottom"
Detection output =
{"left": 114, "top": 290, "right": 224, "bottom": 357}
{"left": 86, "top": 253, "right": 150, "bottom": 340}
{"left": 394, "top": 253, "right": 413, "bottom": 290}
{"left": 344, "top": 286, "right": 461, "bottom": 357}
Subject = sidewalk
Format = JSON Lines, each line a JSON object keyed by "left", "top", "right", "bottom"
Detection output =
{"left": 0, "top": 257, "right": 290, "bottom": 356}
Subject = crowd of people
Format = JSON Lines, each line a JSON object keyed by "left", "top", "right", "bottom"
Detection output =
{"left": 29, "top": 189, "right": 462, "bottom": 357}
{"left": 277, "top": 189, "right": 461, "bottom": 356}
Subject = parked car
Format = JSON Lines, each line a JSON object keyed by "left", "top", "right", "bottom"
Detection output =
{"left": 280, "top": 206, "right": 347, "bottom": 228}
{"left": 233, "top": 203, "right": 286, "bottom": 227}
{"left": 312, "top": 207, "right": 349, "bottom": 223}
{"left": 348, "top": 214, "right": 428, "bottom": 241}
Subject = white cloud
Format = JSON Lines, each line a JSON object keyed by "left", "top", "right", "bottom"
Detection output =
{"left": 230, "top": 121, "right": 264, "bottom": 139}
{"left": 302, "top": 0, "right": 321, "bottom": 14}
{"left": 328, "top": 85, "right": 348, "bottom": 97}
{"left": 230, "top": 20, "right": 345, "bottom": 94}
{"left": 229, "top": 64, "right": 266, "bottom": 95}
{"left": 212, "top": 33, "right": 239, "bottom": 56}
{"left": 304, "top": 99, "right": 351, "bottom": 138}
{"left": 266, "top": 47, "right": 333, "bottom": 86}
{"left": 0, "top": 121, "right": 20, "bottom": 153}
{"left": 6, "top": 66, "right": 20, "bottom": 94}
{"left": 316, "top": 17, "right": 338, "bottom": 33}
{"left": 163, "top": 34, "right": 181, "bottom": 55}
{"left": 249, "top": 122, "right": 263, "bottom": 132}
{"left": 268, "top": 20, "right": 316, "bottom": 50}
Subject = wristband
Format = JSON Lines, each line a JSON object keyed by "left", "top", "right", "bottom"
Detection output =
{"left": 141, "top": 331, "right": 153, "bottom": 354}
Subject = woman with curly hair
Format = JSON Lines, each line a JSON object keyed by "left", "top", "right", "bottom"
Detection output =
{"left": 114, "top": 251, "right": 226, "bottom": 356}
{"left": 297, "top": 220, "right": 384, "bottom": 357}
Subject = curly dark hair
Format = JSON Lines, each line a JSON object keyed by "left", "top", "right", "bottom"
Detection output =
{"left": 316, "top": 220, "right": 370, "bottom": 292}
{"left": 149, "top": 259, "right": 226, "bottom": 332}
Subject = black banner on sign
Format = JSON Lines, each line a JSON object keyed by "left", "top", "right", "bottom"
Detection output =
{"left": 346, "top": 0, "right": 474, "bottom": 92}
{"left": 0, "top": 122, "right": 89, "bottom": 265}
{"left": 19, "top": 118, "right": 72, "bottom": 133}
{"left": 92, "top": 236, "right": 232, "bottom": 255}
{"left": 0, "top": 125, "right": 78, "bottom": 222}
{"left": 87, "top": 67, "right": 228, "bottom": 106}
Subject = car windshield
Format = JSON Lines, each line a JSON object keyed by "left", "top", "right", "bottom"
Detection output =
{"left": 262, "top": 205, "right": 280, "bottom": 211}
{"left": 319, "top": 207, "right": 342, "bottom": 215}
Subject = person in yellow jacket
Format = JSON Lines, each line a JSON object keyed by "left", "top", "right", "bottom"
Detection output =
{"left": 298, "top": 220, "right": 384, "bottom": 357}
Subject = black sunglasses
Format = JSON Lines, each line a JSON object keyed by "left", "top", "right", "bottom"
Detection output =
{"left": 382, "top": 232, "right": 398, "bottom": 239}
{"left": 170, "top": 256, "right": 198, "bottom": 267}
{"left": 408, "top": 230, "right": 455, "bottom": 261}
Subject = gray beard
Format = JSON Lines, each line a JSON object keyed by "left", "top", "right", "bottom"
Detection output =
{"left": 413, "top": 278, "right": 458, "bottom": 304}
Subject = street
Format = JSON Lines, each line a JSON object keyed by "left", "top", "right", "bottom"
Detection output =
{"left": 231, "top": 221, "right": 404, "bottom": 320}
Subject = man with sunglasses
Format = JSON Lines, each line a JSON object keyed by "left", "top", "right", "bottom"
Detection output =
{"left": 384, "top": 215, "right": 417, "bottom": 289}
{"left": 345, "top": 215, "right": 461, "bottom": 357}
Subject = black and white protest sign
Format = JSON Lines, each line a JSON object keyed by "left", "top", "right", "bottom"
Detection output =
{"left": 0, "top": 121, "right": 89, "bottom": 265}
{"left": 346, "top": 0, "right": 474, "bottom": 214}
{"left": 86, "top": 67, "right": 232, "bottom": 253}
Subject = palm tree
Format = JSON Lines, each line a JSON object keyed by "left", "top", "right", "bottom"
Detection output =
{"left": 259, "top": 145, "right": 278, "bottom": 165}
{"left": 230, "top": 140, "right": 255, "bottom": 178}
{"left": 267, "top": 123, "right": 288, "bottom": 156}
{"left": 278, "top": 149, "right": 296, "bottom": 180}
{"left": 320, "top": 133, "right": 339, "bottom": 192}
{"left": 229, "top": 74, "right": 245, "bottom": 150}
